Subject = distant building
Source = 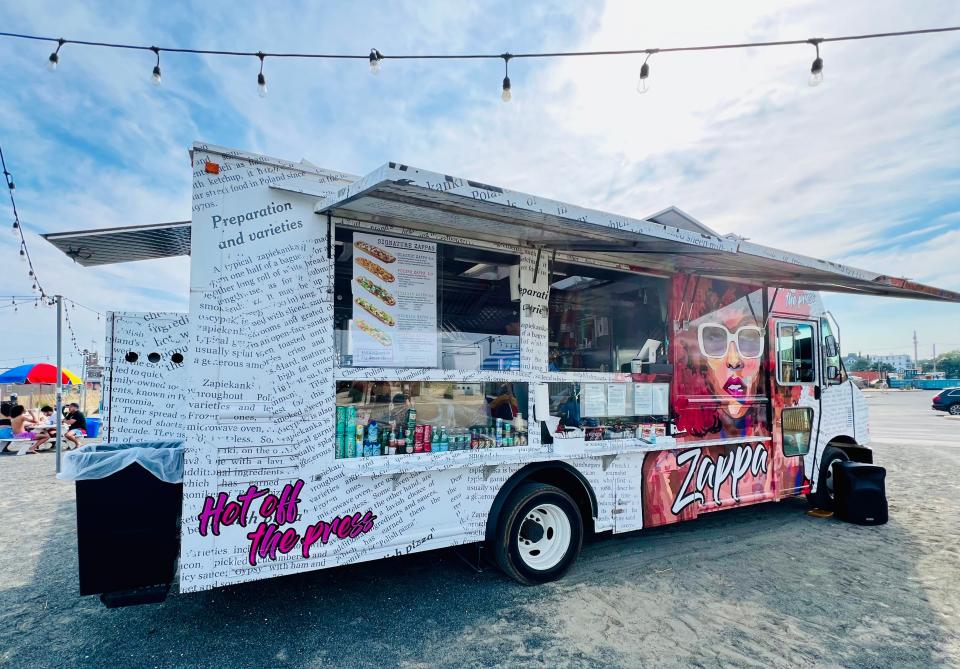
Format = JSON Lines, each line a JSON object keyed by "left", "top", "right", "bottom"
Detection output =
{"left": 870, "top": 354, "right": 912, "bottom": 372}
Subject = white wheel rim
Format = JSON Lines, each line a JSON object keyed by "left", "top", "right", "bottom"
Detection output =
{"left": 516, "top": 503, "right": 571, "bottom": 571}
{"left": 825, "top": 458, "right": 843, "bottom": 497}
{"left": 950, "top": 405, "right": 960, "bottom": 415}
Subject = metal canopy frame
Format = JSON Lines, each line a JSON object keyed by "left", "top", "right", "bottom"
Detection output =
{"left": 315, "top": 162, "right": 960, "bottom": 303}
{"left": 43, "top": 220, "right": 190, "bottom": 267}
{"left": 38, "top": 155, "right": 959, "bottom": 303}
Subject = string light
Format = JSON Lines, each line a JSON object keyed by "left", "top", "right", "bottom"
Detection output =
{"left": 151, "top": 46, "right": 162, "bottom": 85}
{"left": 808, "top": 38, "right": 824, "bottom": 86}
{"left": 47, "top": 37, "right": 64, "bottom": 71}
{"left": 501, "top": 54, "right": 512, "bottom": 102}
{"left": 0, "top": 26, "right": 951, "bottom": 97}
{"left": 637, "top": 50, "right": 656, "bottom": 94}
{"left": 19, "top": 243, "right": 26, "bottom": 262}
{"left": 369, "top": 48, "right": 382, "bottom": 75}
{"left": 256, "top": 52, "right": 267, "bottom": 97}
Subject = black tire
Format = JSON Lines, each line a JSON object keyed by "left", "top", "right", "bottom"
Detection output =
{"left": 949, "top": 404, "right": 960, "bottom": 416}
{"left": 807, "top": 445, "right": 850, "bottom": 511}
{"left": 492, "top": 482, "right": 583, "bottom": 585}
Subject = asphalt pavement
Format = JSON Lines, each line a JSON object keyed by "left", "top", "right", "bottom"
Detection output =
{"left": 0, "top": 390, "right": 957, "bottom": 668}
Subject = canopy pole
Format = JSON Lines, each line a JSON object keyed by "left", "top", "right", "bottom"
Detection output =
{"left": 55, "top": 295, "right": 63, "bottom": 474}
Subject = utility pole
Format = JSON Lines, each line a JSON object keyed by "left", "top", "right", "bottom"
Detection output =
{"left": 55, "top": 295, "right": 63, "bottom": 474}
{"left": 933, "top": 343, "right": 937, "bottom": 374}
{"left": 913, "top": 330, "right": 919, "bottom": 369}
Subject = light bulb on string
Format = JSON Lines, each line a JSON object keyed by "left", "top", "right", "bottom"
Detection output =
{"left": 808, "top": 39, "right": 824, "bottom": 86}
{"left": 4, "top": 170, "right": 13, "bottom": 191}
{"left": 501, "top": 54, "right": 512, "bottom": 102}
{"left": 256, "top": 52, "right": 268, "bottom": 97}
{"left": 636, "top": 50, "right": 656, "bottom": 94}
{"left": 19, "top": 245, "right": 26, "bottom": 262}
{"left": 11, "top": 220, "right": 18, "bottom": 237}
{"left": 369, "top": 49, "right": 383, "bottom": 75}
{"left": 47, "top": 38, "right": 64, "bottom": 72}
{"left": 150, "top": 46, "right": 162, "bottom": 85}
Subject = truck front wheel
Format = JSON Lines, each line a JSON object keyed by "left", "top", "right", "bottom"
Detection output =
{"left": 807, "top": 445, "right": 850, "bottom": 511}
{"left": 493, "top": 482, "right": 583, "bottom": 585}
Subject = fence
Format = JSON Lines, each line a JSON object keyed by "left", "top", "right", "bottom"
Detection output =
{"left": 888, "top": 378, "right": 960, "bottom": 390}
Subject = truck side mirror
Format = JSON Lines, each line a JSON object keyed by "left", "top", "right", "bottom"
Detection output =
{"left": 827, "top": 365, "right": 840, "bottom": 381}
{"left": 824, "top": 334, "right": 839, "bottom": 358}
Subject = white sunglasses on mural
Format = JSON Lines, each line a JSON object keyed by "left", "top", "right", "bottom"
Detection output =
{"left": 697, "top": 323, "right": 764, "bottom": 359}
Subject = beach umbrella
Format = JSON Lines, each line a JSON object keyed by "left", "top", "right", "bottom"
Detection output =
{"left": 0, "top": 363, "right": 82, "bottom": 385}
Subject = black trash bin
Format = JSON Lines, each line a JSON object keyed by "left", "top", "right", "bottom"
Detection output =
{"left": 59, "top": 441, "right": 184, "bottom": 607}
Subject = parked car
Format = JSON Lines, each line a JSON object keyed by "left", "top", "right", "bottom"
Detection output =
{"left": 848, "top": 375, "right": 868, "bottom": 389}
{"left": 932, "top": 388, "right": 960, "bottom": 415}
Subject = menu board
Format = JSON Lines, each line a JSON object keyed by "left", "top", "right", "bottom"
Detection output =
{"left": 651, "top": 383, "right": 670, "bottom": 415}
{"left": 351, "top": 232, "right": 437, "bottom": 367}
{"left": 633, "top": 383, "right": 653, "bottom": 415}
{"left": 633, "top": 383, "right": 670, "bottom": 415}
{"left": 581, "top": 383, "right": 607, "bottom": 417}
{"left": 606, "top": 383, "right": 628, "bottom": 416}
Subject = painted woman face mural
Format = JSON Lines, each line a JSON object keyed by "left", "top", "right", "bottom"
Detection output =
{"left": 697, "top": 307, "right": 764, "bottom": 419}
{"left": 672, "top": 277, "right": 768, "bottom": 439}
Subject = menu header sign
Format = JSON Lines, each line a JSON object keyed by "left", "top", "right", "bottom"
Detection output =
{"left": 351, "top": 232, "right": 437, "bottom": 367}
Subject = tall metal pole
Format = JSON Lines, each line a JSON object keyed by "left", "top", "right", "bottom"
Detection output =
{"left": 55, "top": 295, "right": 63, "bottom": 474}
{"left": 933, "top": 343, "right": 937, "bottom": 374}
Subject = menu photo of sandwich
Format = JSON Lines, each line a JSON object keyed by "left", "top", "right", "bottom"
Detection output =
{"left": 355, "top": 276, "right": 397, "bottom": 306}
{"left": 356, "top": 257, "right": 395, "bottom": 283}
{"left": 354, "top": 297, "right": 396, "bottom": 327}
{"left": 354, "top": 240, "right": 396, "bottom": 264}
{"left": 355, "top": 318, "right": 392, "bottom": 347}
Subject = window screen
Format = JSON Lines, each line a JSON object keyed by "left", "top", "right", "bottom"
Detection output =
{"left": 548, "top": 263, "right": 668, "bottom": 373}
{"left": 334, "top": 228, "right": 520, "bottom": 370}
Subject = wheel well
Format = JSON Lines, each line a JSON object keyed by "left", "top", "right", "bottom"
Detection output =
{"left": 829, "top": 435, "right": 873, "bottom": 463}
{"left": 484, "top": 462, "right": 597, "bottom": 545}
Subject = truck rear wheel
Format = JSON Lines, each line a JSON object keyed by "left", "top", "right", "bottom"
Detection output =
{"left": 493, "top": 482, "right": 582, "bottom": 585}
{"left": 807, "top": 445, "right": 850, "bottom": 511}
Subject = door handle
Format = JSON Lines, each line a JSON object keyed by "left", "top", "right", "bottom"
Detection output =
{"left": 814, "top": 386, "right": 821, "bottom": 400}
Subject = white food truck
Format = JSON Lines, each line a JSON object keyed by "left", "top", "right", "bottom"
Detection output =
{"left": 45, "top": 142, "right": 959, "bottom": 605}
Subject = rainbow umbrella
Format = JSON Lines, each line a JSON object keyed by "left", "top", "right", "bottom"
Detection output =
{"left": 0, "top": 363, "right": 82, "bottom": 385}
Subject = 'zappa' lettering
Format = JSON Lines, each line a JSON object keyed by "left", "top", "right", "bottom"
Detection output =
{"left": 671, "top": 444, "right": 769, "bottom": 515}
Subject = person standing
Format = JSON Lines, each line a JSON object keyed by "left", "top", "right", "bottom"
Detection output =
{"left": 63, "top": 402, "right": 88, "bottom": 450}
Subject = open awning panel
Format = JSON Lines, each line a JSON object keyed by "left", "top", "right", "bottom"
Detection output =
{"left": 42, "top": 221, "right": 191, "bottom": 267}
{"left": 316, "top": 162, "right": 960, "bottom": 303}
{"left": 40, "top": 157, "right": 959, "bottom": 303}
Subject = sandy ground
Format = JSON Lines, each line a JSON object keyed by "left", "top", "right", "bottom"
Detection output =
{"left": 0, "top": 390, "right": 957, "bottom": 668}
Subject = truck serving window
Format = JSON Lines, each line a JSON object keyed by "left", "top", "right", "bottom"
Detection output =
{"left": 334, "top": 228, "right": 520, "bottom": 370}
{"left": 334, "top": 380, "right": 530, "bottom": 458}
{"left": 547, "top": 381, "right": 670, "bottom": 442}
{"left": 777, "top": 322, "right": 816, "bottom": 384}
{"left": 548, "top": 262, "right": 668, "bottom": 373}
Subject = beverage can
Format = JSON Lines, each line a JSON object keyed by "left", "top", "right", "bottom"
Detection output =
{"left": 414, "top": 424, "right": 425, "bottom": 453}
{"left": 423, "top": 424, "right": 432, "bottom": 453}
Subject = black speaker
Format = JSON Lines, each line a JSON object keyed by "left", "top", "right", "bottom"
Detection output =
{"left": 832, "top": 461, "right": 887, "bottom": 525}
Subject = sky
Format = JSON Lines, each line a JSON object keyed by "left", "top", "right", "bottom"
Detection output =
{"left": 0, "top": 0, "right": 958, "bottom": 374}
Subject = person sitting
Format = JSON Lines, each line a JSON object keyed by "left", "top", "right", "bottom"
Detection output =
{"left": 0, "top": 402, "right": 12, "bottom": 440}
{"left": 11, "top": 405, "right": 50, "bottom": 454}
{"left": 63, "top": 402, "right": 87, "bottom": 449}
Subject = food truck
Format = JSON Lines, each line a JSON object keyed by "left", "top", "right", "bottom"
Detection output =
{"left": 45, "top": 142, "right": 960, "bottom": 603}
